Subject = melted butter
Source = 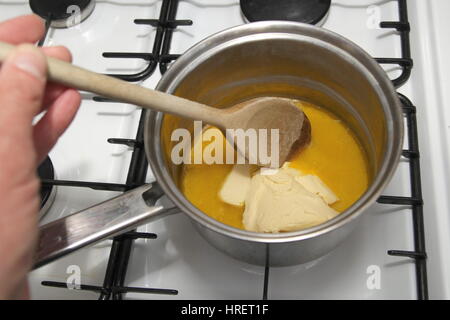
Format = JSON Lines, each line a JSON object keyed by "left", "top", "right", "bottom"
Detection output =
{"left": 180, "top": 100, "right": 369, "bottom": 230}
{"left": 289, "top": 101, "right": 369, "bottom": 212}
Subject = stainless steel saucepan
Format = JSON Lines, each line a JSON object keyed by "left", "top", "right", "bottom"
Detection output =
{"left": 35, "top": 21, "right": 403, "bottom": 268}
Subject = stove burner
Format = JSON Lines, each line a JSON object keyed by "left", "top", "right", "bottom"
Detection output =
{"left": 29, "top": 0, "right": 95, "bottom": 28}
{"left": 38, "top": 156, "right": 56, "bottom": 219}
{"left": 240, "top": 0, "right": 331, "bottom": 25}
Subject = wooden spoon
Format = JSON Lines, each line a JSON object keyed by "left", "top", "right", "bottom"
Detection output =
{"left": 0, "top": 42, "right": 310, "bottom": 168}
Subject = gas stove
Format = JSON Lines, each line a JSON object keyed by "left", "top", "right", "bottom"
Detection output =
{"left": 0, "top": 0, "right": 449, "bottom": 300}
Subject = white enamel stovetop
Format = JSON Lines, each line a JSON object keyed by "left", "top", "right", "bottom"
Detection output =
{"left": 0, "top": 0, "right": 449, "bottom": 300}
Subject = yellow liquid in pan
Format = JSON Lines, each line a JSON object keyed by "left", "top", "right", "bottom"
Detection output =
{"left": 180, "top": 101, "right": 370, "bottom": 230}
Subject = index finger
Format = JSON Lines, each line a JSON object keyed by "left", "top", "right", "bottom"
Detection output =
{"left": 0, "top": 15, "right": 45, "bottom": 44}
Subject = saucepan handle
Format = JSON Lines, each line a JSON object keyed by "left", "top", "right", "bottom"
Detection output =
{"left": 34, "top": 183, "right": 178, "bottom": 269}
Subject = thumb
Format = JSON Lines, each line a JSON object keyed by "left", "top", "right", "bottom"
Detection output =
{"left": 0, "top": 44, "right": 47, "bottom": 125}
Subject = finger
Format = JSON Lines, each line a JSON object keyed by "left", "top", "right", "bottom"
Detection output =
{"left": 43, "top": 84, "right": 72, "bottom": 111}
{"left": 0, "top": 15, "right": 44, "bottom": 44}
{"left": 0, "top": 44, "right": 47, "bottom": 126}
{"left": 42, "top": 46, "right": 72, "bottom": 62}
{"left": 0, "top": 44, "right": 47, "bottom": 183}
{"left": 41, "top": 46, "right": 73, "bottom": 109}
{"left": 33, "top": 89, "right": 81, "bottom": 163}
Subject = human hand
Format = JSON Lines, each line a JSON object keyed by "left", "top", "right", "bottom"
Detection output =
{"left": 0, "top": 15, "right": 81, "bottom": 299}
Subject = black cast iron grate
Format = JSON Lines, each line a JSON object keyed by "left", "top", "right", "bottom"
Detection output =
{"left": 39, "top": 0, "right": 427, "bottom": 300}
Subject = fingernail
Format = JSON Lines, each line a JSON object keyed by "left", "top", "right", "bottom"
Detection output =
{"left": 8, "top": 45, "right": 46, "bottom": 80}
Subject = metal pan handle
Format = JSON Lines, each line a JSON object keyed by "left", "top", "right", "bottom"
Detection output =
{"left": 34, "top": 183, "right": 178, "bottom": 269}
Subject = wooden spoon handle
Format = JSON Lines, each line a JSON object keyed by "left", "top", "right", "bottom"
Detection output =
{"left": 0, "top": 41, "right": 225, "bottom": 127}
